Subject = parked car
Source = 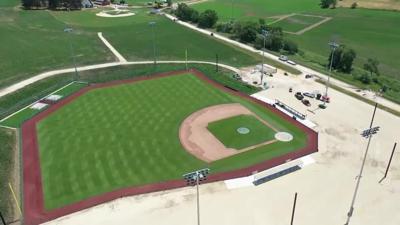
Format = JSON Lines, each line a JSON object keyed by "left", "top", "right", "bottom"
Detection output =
{"left": 289, "top": 87, "right": 293, "bottom": 93}
{"left": 321, "top": 95, "right": 330, "bottom": 103}
{"left": 303, "top": 92, "right": 315, "bottom": 98}
{"left": 302, "top": 99, "right": 311, "bottom": 106}
{"left": 295, "top": 92, "right": 304, "bottom": 100}
{"left": 279, "top": 55, "right": 288, "bottom": 61}
{"left": 305, "top": 74, "right": 313, "bottom": 79}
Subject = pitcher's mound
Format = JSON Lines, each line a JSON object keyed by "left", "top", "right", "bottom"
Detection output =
{"left": 275, "top": 132, "right": 293, "bottom": 142}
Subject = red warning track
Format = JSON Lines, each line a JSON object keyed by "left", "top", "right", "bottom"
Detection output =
{"left": 22, "top": 69, "right": 318, "bottom": 225}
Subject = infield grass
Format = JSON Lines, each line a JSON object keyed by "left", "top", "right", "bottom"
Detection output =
{"left": 36, "top": 73, "right": 307, "bottom": 210}
{"left": 207, "top": 114, "right": 276, "bottom": 149}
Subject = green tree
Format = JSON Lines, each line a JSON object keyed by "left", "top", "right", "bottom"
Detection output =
{"left": 49, "top": 0, "right": 61, "bottom": 9}
{"left": 320, "top": 0, "right": 337, "bottom": 8}
{"left": 234, "top": 21, "right": 258, "bottom": 43}
{"left": 339, "top": 48, "right": 356, "bottom": 73}
{"left": 191, "top": 10, "right": 199, "bottom": 23}
{"left": 359, "top": 73, "right": 371, "bottom": 84}
{"left": 328, "top": 46, "right": 356, "bottom": 73}
{"left": 175, "top": 3, "right": 197, "bottom": 22}
{"left": 363, "top": 58, "right": 380, "bottom": 76}
{"left": 283, "top": 39, "right": 298, "bottom": 54}
{"left": 166, "top": 0, "right": 172, "bottom": 7}
{"left": 198, "top": 9, "right": 218, "bottom": 28}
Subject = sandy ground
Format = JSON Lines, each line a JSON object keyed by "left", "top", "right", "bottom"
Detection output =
{"left": 338, "top": 0, "right": 400, "bottom": 11}
{"left": 43, "top": 70, "right": 399, "bottom": 225}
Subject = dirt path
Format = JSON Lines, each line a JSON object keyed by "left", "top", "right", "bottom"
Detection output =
{"left": 284, "top": 16, "right": 332, "bottom": 35}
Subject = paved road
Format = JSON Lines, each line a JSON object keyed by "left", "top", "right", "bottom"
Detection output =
{"left": 164, "top": 13, "right": 400, "bottom": 113}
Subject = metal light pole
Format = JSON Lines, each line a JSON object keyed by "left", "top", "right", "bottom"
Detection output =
{"left": 183, "top": 168, "right": 210, "bottom": 225}
{"left": 344, "top": 103, "right": 379, "bottom": 225}
{"left": 216, "top": 54, "right": 219, "bottom": 72}
{"left": 64, "top": 27, "right": 79, "bottom": 81}
{"left": 149, "top": 21, "right": 157, "bottom": 67}
{"left": 0, "top": 211, "right": 6, "bottom": 225}
{"left": 260, "top": 29, "right": 268, "bottom": 86}
{"left": 323, "top": 41, "right": 339, "bottom": 105}
{"left": 231, "top": 0, "right": 234, "bottom": 22}
{"left": 291, "top": 192, "right": 298, "bottom": 225}
{"left": 379, "top": 142, "right": 397, "bottom": 183}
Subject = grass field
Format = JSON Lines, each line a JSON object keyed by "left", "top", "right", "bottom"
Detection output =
{"left": 0, "top": 128, "right": 16, "bottom": 222}
{"left": 0, "top": 7, "right": 112, "bottom": 89}
{"left": 194, "top": 0, "right": 400, "bottom": 101}
{"left": 207, "top": 115, "right": 276, "bottom": 149}
{"left": 35, "top": 73, "right": 307, "bottom": 210}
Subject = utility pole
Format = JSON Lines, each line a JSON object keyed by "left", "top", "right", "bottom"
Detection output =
{"left": 64, "top": 27, "right": 79, "bottom": 81}
{"left": 183, "top": 168, "right": 210, "bottom": 225}
{"left": 260, "top": 29, "right": 268, "bottom": 86}
{"left": 379, "top": 142, "right": 397, "bottom": 183}
{"left": 323, "top": 41, "right": 339, "bottom": 106}
{"left": 0, "top": 211, "right": 6, "bottom": 225}
{"left": 344, "top": 103, "right": 380, "bottom": 225}
{"left": 231, "top": 0, "right": 234, "bottom": 22}
{"left": 291, "top": 192, "right": 298, "bottom": 225}
{"left": 149, "top": 21, "right": 157, "bottom": 68}
{"left": 216, "top": 54, "right": 219, "bottom": 72}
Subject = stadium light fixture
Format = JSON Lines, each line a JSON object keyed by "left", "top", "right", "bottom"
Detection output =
{"left": 64, "top": 27, "right": 79, "bottom": 81}
{"left": 260, "top": 29, "right": 269, "bottom": 87}
{"left": 183, "top": 168, "right": 210, "bottom": 225}
{"left": 323, "top": 41, "right": 340, "bottom": 106}
{"left": 149, "top": 21, "right": 157, "bottom": 67}
{"left": 344, "top": 103, "right": 379, "bottom": 225}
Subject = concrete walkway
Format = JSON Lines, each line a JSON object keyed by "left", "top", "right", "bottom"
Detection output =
{"left": 164, "top": 13, "right": 400, "bottom": 113}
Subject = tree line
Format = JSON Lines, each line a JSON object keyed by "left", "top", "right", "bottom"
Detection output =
{"left": 22, "top": 0, "right": 82, "bottom": 10}
{"left": 174, "top": 4, "right": 298, "bottom": 55}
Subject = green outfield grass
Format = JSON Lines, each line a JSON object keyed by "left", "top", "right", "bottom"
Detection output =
{"left": 207, "top": 115, "right": 276, "bottom": 149}
{"left": 271, "top": 14, "right": 326, "bottom": 33}
{"left": 36, "top": 72, "right": 307, "bottom": 210}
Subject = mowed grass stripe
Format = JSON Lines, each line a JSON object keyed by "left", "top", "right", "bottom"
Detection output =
{"left": 37, "top": 73, "right": 306, "bottom": 210}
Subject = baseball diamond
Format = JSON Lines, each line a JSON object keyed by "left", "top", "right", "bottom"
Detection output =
{"left": 22, "top": 70, "right": 318, "bottom": 225}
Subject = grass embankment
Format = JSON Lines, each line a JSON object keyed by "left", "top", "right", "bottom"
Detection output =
{"left": 0, "top": 82, "right": 87, "bottom": 128}
{"left": 0, "top": 128, "right": 17, "bottom": 222}
{"left": 194, "top": 0, "right": 400, "bottom": 103}
{"left": 37, "top": 72, "right": 306, "bottom": 210}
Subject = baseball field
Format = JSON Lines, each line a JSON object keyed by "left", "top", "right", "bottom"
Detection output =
{"left": 22, "top": 70, "right": 317, "bottom": 224}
